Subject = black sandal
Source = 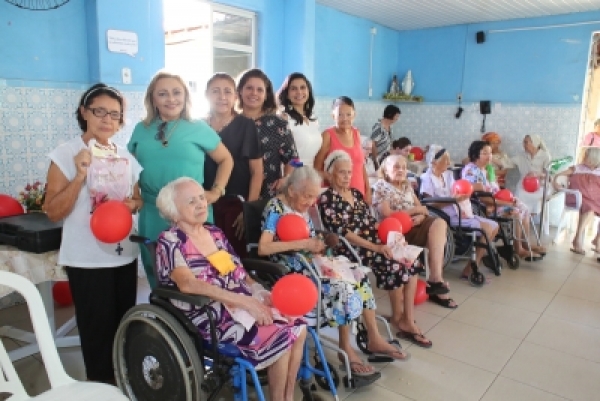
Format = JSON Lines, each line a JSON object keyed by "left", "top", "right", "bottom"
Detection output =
{"left": 426, "top": 281, "right": 450, "bottom": 295}
{"left": 429, "top": 294, "right": 458, "bottom": 309}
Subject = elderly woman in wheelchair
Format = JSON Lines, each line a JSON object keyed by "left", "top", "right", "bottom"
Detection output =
{"left": 421, "top": 145, "right": 499, "bottom": 282}
{"left": 154, "top": 177, "right": 307, "bottom": 401}
{"left": 258, "top": 166, "right": 401, "bottom": 382}
{"left": 320, "top": 151, "right": 435, "bottom": 346}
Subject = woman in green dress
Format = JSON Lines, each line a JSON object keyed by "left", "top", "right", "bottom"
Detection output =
{"left": 128, "top": 71, "right": 233, "bottom": 287}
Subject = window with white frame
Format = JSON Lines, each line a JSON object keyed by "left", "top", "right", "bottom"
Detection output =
{"left": 212, "top": 4, "right": 256, "bottom": 78}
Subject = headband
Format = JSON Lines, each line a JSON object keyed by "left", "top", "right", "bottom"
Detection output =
{"left": 434, "top": 148, "right": 446, "bottom": 160}
{"left": 82, "top": 86, "right": 122, "bottom": 106}
{"left": 326, "top": 155, "right": 344, "bottom": 171}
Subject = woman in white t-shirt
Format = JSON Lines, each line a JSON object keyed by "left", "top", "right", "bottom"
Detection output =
{"left": 43, "top": 84, "right": 142, "bottom": 385}
{"left": 276, "top": 72, "right": 321, "bottom": 166}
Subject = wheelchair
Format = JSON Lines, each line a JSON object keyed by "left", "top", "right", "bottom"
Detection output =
{"left": 421, "top": 196, "right": 502, "bottom": 286}
{"left": 113, "top": 235, "right": 339, "bottom": 401}
{"left": 244, "top": 198, "right": 388, "bottom": 390}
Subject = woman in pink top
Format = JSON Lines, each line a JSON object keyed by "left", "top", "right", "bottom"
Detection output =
{"left": 314, "top": 96, "right": 371, "bottom": 203}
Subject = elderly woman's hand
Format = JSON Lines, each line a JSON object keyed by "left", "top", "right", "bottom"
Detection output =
{"left": 304, "top": 238, "right": 325, "bottom": 254}
{"left": 376, "top": 244, "right": 394, "bottom": 259}
{"left": 242, "top": 296, "right": 274, "bottom": 326}
{"left": 74, "top": 149, "right": 91, "bottom": 179}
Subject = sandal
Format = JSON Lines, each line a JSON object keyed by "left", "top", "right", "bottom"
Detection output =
{"left": 396, "top": 329, "right": 433, "bottom": 348}
{"left": 367, "top": 344, "right": 411, "bottom": 362}
{"left": 426, "top": 281, "right": 450, "bottom": 295}
{"left": 429, "top": 294, "right": 458, "bottom": 309}
{"left": 338, "top": 360, "right": 378, "bottom": 377}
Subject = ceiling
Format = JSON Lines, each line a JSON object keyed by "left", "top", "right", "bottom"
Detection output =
{"left": 316, "top": 0, "right": 600, "bottom": 31}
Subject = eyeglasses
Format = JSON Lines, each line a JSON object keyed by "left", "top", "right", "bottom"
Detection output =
{"left": 155, "top": 121, "right": 168, "bottom": 146}
{"left": 86, "top": 107, "right": 122, "bottom": 121}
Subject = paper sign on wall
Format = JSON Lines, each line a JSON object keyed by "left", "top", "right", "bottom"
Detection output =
{"left": 107, "top": 30, "right": 138, "bottom": 57}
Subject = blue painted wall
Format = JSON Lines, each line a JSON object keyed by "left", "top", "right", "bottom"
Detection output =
{"left": 0, "top": 0, "right": 89, "bottom": 83}
{"left": 398, "top": 11, "right": 600, "bottom": 104}
{"left": 314, "top": 4, "right": 401, "bottom": 100}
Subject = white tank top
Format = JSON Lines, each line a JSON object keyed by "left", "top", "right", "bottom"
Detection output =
{"left": 48, "top": 137, "right": 142, "bottom": 268}
{"left": 288, "top": 117, "right": 321, "bottom": 167}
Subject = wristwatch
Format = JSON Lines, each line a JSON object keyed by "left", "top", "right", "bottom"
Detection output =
{"left": 212, "top": 184, "right": 225, "bottom": 197}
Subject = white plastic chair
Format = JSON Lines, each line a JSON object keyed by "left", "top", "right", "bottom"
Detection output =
{"left": 552, "top": 175, "right": 584, "bottom": 244}
{"left": 0, "top": 271, "right": 128, "bottom": 401}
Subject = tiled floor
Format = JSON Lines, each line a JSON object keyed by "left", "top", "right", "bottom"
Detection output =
{"left": 2, "top": 234, "right": 600, "bottom": 400}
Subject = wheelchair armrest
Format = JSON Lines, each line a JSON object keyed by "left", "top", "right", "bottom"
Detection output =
{"left": 152, "top": 285, "right": 211, "bottom": 308}
{"left": 242, "top": 258, "right": 289, "bottom": 276}
{"left": 472, "top": 191, "right": 494, "bottom": 199}
{"left": 129, "top": 234, "right": 151, "bottom": 244}
{"left": 421, "top": 196, "right": 458, "bottom": 206}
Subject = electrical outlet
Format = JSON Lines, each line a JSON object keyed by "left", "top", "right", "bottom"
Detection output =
{"left": 457, "top": 93, "right": 462, "bottom": 101}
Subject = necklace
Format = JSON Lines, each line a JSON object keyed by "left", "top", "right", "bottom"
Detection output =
{"left": 158, "top": 120, "right": 180, "bottom": 147}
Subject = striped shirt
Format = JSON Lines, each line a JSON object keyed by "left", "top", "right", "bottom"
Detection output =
{"left": 371, "top": 119, "right": 392, "bottom": 156}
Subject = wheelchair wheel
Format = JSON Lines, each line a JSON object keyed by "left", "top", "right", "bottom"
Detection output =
{"left": 355, "top": 324, "right": 370, "bottom": 355}
{"left": 443, "top": 229, "right": 455, "bottom": 269}
{"left": 469, "top": 271, "right": 486, "bottom": 287}
{"left": 113, "top": 304, "right": 205, "bottom": 401}
{"left": 507, "top": 254, "right": 520, "bottom": 269}
{"left": 314, "top": 359, "right": 339, "bottom": 391}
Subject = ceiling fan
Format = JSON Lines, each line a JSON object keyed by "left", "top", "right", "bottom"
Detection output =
{"left": 4, "top": 0, "right": 70, "bottom": 11}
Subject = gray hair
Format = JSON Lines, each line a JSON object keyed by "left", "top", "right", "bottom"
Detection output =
{"left": 584, "top": 147, "right": 600, "bottom": 169}
{"left": 324, "top": 150, "right": 352, "bottom": 173}
{"left": 378, "top": 154, "right": 408, "bottom": 180}
{"left": 280, "top": 166, "right": 322, "bottom": 194}
{"left": 156, "top": 177, "right": 199, "bottom": 223}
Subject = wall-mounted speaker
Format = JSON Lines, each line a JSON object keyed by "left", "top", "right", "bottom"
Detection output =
{"left": 476, "top": 31, "right": 485, "bottom": 44}
{"left": 480, "top": 100, "right": 491, "bottom": 115}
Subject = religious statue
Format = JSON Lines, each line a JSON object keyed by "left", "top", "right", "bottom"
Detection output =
{"left": 389, "top": 74, "right": 400, "bottom": 94}
{"left": 402, "top": 70, "right": 414, "bottom": 96}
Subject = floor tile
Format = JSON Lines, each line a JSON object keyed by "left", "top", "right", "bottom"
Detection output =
{"left": 481, "top": 376, "right": 569, "bottom": 401}
{"left": 525, "top": 314, "right": 600, "bottom": 364}
{"left": 376, "top": 345, "right": 496, "bottom": 401}
{"left": 447, "top": 296, "right": 540, "bottom": 339}
{"left": 502, "top": 342, "right": 600, "bottom": 401}
{"left": 424, "top": 318, "right": 521, "bottom": 373}
{"left": 544, "top": 294, "right": 600, "bottom": 329}
{"left": 343, "top": 384, "right": 413, "bottom": 400}
{"left": 559, "top": 275, "right": 600, "bottom": 303}
{"left": 570, "top": 262, "right": 600, "bottom": 282}
{"left": 496, "top": 267, "right": 570, "bottom": 293}
{"left": 472, "top": 280, "right": 556, "bottom": 313}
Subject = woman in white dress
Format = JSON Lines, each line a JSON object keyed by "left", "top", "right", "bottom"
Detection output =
{"left": 276, "top": 73, "right": 321, "bottom": 167}
{"left": 512, "top": 134, "right": 551, "bottom": 216}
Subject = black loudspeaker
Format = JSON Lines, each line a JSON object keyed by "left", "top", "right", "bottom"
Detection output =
{"left": 476, "top": 31, "right": 485, "bottom": 44}
{"left": 480, "top": 100, "right": 491, "bottom": 115}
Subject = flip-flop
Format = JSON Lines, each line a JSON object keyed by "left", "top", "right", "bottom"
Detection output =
{"left": 367, "top": 343, "right": 411, "bottom": 362}
{"left": 570, "top": 248, "right": 586, "bottom": 255}
{"left": 396, "top": 329, "right": 433, "bottom": 349}
{"left": 429, "top": 294, "right": 458, "bottom": 309}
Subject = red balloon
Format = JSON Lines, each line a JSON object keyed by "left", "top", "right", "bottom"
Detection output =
{"left": 414, "top": 279, "right": 429, "bottom": 305}
{"left": 378, "top": 217, "right": 403, "bottom": 243}
{"left": 272, "top": 273, "right": 318, "bottom": 316}
{"left": 522, "top": 176, "right": 540, "bottom": 193}
{"left": 90, "top": 200, "right": 132, "bottom": 243}
{"left": 390, "top": 211, "right": 413, "bottom": 235}
{"left": 52, "top": 281, "right": 73, "bottom": 307}
{"left": 494, "top": 189, "right": 514, "bottom": 202}
{"left": 0, "top": 194, "right": 25, "bottom": 218}
{"left": 410, "top": 147, "right": 424, "bottom": 161}
{"left": 276, "top": 214, "right": 310, "bottom": 242}
{"left": 452, "top": 179, "right": 473, "bottom": 197}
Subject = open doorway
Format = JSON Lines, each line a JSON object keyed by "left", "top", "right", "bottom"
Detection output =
{"left": 576, "top": 32, "right": 600, "bottom": 156}
{"left": 163, "top": 0, "right": 256, "bottom": 118}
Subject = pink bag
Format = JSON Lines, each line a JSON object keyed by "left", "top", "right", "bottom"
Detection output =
{"left": 87, "top": 139, "right": 132, "bottom": 212}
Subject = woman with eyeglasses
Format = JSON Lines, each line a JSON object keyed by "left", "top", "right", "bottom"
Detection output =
{"left": 128, "top": 71, "right": 233, "bottom": 287}
{"left": 43, "top": 84, "right": 141, "bottom": 384}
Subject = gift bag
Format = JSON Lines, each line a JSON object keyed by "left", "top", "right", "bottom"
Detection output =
{"left": 87, "top": 139, "right": 132, "bottom": 212}
{"left": 386, "top": 231, "right": 423, "bottom": 267}
{"left": 312, "top": 255, "right": 370, "bottom": 284}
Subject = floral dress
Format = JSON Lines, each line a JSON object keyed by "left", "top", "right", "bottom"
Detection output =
{"left": 319, "top": 188, "right": 422, "bottom": 290}
{"left": 461, "top": 162, "right": 529, "bottom": 219}
{"left": 156, "top": 225, "right": 305, "bottom": 370}
{"left": 261, "top": 197, "right": 375, "bottom": 327}
{"left": 255, "top": 114, "right": 299, "bottom": 199}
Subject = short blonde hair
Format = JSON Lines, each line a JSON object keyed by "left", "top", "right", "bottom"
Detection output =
{"left": 584, "top": 147, "right": 600, "bottom": 169}
{"left": 156, "top": 177, "right": 200, "bottom": 223}
{"left": 324, "top": 150, "right": 352, "bottom": 173}
{"left": 143, "top": 71, "right": 192, "bottom": 126}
